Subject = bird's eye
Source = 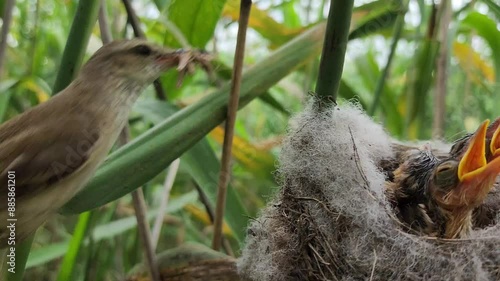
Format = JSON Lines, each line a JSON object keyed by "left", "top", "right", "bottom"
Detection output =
{"left": 437, "top": 165, "right": 451, "bottom": 173}
{"left": 433, "top": 160, "right": 458, "bottom": 188}
{"left": 436, "top": 161, "right": 458, "bottom": 175}
{"left": 132, "top": 45, "right": 152, "bottom": 56}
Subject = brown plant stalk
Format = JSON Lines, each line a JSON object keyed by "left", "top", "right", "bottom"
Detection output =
{"left": 212, "top": 0, "right": 252, "bottom": 251}
{"left": 432, "top": 0, "right": 451, "bottom": 139}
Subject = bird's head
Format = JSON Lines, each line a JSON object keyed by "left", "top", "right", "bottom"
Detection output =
{"left": 426, "top": 120, "right": 500, "bottom": 237}
{"left": 81, "top": 39, "right": 184, "bottom": 85}
{"left": 430, "top": 120, "right": 500, "bottom": 210}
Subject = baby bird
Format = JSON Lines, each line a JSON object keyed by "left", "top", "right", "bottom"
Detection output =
{"left": 386, "top": 120, "right": 500, "bottom": 238}
{"left": 449, "top": 118, "right": 500, "bottom": 228}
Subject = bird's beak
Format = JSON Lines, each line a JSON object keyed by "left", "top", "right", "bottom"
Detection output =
{"left": 155, "top": 49, "right": 186, "bottom": 68}
{"left": 456, "top": 119, "right": 500, "bottom": 203}
{"left": 489, "top": 118, "right": 500, "bottom": 158}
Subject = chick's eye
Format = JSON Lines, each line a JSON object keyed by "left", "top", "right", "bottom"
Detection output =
{"left": 436, "top": 161, "right": 457, "bottom": 176}
{"left": 437, "top": 165, "right": 451, "bottom": 173}
{"left": 433, "top": 161, "right": 458, "bottom": 188}
{"left": 133, "top": 45, "right": 152, "bottom": 56}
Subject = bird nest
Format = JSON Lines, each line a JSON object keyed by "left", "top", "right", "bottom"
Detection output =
{"left": 237, "top": 103, "right": 500, "bottom": 281}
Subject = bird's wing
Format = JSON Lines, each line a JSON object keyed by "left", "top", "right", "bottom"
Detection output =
{"left": 0, "top": 116, "right": 100, "bottom": 201}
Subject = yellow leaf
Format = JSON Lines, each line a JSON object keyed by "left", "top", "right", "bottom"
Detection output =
{"left": 183, "top": 204, "right": 232, "bottom": 237}
{"left": 407, "top": 121, "right": 419, "bottom": 140}
{"left": 209, "top": 126, "right": 276, "bottom": 176}
{"left": 453, "top": 41, "right": 495, "bottom": 83}
{"left": 23, "top": 79, "right": 50, "bottom": 103}
{"left": 222, "top": 0, "right": 380, "bottom": 49}
{"left": 223, "top": 0, "right": 304, "bottom": 47}
{"left": 254, "top": 135, "right": 283, "bottom": 151}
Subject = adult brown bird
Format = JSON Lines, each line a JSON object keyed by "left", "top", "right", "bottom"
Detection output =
{"left": 386, "top": 120, "right": 500, "bottom": 238}
{"left": 0, "top": 39, "right": 193, "bottom": 247}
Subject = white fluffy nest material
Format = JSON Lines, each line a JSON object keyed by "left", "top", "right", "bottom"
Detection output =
{"left": 238, "top": 103, "right": 500, "bottom": 281}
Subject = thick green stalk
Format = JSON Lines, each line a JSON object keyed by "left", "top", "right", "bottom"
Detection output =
{"left": 61, "top": 22, "right": 327, "bottom": 214}
{"left": 52, "top": 0, "right": 100, "bottom": 93}
{"left": 314, "top": 0, "right": 354, "bottom": 106}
